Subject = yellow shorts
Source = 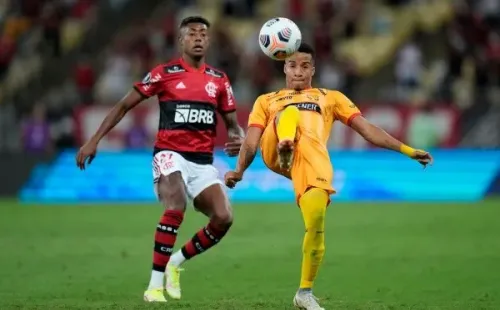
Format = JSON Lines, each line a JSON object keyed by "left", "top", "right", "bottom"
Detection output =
{"left": 259, "top": 120, "right": 335, "bottom": 203}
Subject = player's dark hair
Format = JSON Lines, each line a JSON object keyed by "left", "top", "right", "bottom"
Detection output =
{"left": 297, "top": 43, "right": 315, "bottom": 59}
{"left": 179, "top": 16, "right": 210, "bottom": 28}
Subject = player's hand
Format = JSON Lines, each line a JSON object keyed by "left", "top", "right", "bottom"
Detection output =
{"left": 76, "top": 140, "right": 98, "bottom": 170}
{"left": 412, "top": 149, "right": 433, "bottom": 168}
{"left": 224, "top": 137, "right": 243, "bottom": 157}
{"left": 224, "top": 170, "right": 243, "bottom": 188}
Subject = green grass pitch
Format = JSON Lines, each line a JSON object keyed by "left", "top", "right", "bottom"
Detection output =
{"left": 1, "top": 199, "right": 500, "bottom": 309}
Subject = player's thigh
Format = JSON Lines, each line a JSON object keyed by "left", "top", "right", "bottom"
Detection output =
{"left": 193, "top": 183, "right": 233, "bottom": 226}
{"left": 153, "top": 151, "right": 189, "bottom": 211}
{"left": 291, "top": 153, "right": 334, "bottom": 203}
{"left": 187, "top": 163, "right": 232, "bottom": 225}
{"left": 260, "top": 120, "right": 280, "bottom": 171}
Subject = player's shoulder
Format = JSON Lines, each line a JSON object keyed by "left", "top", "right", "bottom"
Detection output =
{"left": 204, "top": 64, "right": 227, "bottom": 79}
{"left": 255, "top": 90, "right": 284, "bottom": 105}
{"left": 150, "top": 59, "right": 186, "bottom": 76}
{"left": 315, "top": 88, "right": 345, "bottom": 98}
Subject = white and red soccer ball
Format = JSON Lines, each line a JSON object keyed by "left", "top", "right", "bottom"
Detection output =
{"left": 258, "top": 17, "right": 302, "bottom": 61}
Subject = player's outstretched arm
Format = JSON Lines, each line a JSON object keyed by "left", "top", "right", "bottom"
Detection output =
{"left": 224, "top": 126, "right": 263, "bottom": 188}
{"left": 350, "top": 115, "right": 433, "bottom": 167}
{"left": 76, "top": 89, "right": 144, "bottom": 170}
{"left": 221, "top": 111, "right": 245, "bottom": 157}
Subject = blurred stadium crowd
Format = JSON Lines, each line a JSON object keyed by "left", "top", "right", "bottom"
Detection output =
{"left": 0, "top": 0, "right": 499, "bottom": 153}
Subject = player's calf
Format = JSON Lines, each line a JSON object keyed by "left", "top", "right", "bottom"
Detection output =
{"left": 177, "top": 184, "right": 233, "bottom": 263}
{"left": 298, "top": 188, "right": 327, "bottom": 291}
{"left": 147, "top": 172, "right": 187, "bottom": 295}
{"left": 166, "top": 185, "right": 232, "bottom": 298}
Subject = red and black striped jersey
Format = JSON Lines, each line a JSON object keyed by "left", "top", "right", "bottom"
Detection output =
{"left": 133, "top": 57, "right": 237, "bottom": 164}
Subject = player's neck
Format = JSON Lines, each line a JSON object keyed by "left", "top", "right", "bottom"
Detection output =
{"left": 181, "top": 54, "right": 205, "bottom": 69}
{"left": 285, "top": 85, "right": 312, "bottom": 91}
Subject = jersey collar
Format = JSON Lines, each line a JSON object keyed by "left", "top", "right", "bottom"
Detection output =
{"left": 179, "top": 57, "right": 206, "bottom": 73}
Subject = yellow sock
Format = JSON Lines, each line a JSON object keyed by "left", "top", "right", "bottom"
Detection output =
{"left": 298, "top": 187, "right": 328, "bottom": 289}
{"left": 277, "top": 106, "right": 300, "bottom": 142}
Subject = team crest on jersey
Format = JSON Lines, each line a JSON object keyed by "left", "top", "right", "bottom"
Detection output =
{"left": 165, "top": 65, "right": 186, "bottom": 74}
{"left": 205, "top": 81, "right": 218, "bottom": 98}
{"left": 205, "top": 68, "right": 224, "bottom": 78}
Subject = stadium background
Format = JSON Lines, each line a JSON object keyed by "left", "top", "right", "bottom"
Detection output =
{"left": 1, "top": 0, "right": 500, "bottom": 309}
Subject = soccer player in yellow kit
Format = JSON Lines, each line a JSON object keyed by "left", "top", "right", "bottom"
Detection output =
{"left": 224, "top": 43, "right": 433, "bottom": 310}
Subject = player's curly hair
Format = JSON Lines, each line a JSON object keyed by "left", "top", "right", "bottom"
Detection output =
{"left": 179, "top": 16, "right": 211, "bottom": 28}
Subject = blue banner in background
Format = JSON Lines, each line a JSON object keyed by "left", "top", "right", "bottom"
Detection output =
{"left": 20, "top": 149, "right": 500, "bottom": 203}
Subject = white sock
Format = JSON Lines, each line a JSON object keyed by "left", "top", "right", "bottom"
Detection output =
{"left": 148, "top": 270, "right": 164, "bottom": 289}
{"left": 169, "top": 250, "right": 187, "bottom": 267}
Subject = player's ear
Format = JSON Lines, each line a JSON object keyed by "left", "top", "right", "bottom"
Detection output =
{"left": 311, "top": 66, "right": 315, "bottom": 77}
{"left": 283, "top": 62, "right": 287, "bottom": 74}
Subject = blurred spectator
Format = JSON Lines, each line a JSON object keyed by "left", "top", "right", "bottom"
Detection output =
{"left": 395, "top": 40, "right": 423, "bottom": 99}
{"left": 407, "top": 102, "right": 442, "bottom": 149}
{"left": 163, "top": 12, "right": 177, "bottom": 49}
{"left": 3, "top": 14, "right": 31, "bottom": 40}
{"left": 73, "top": 56, "right": 95, "bottom": 105}
{"left": 70, "top": 0, "right": 94, "bottom": 19}
{"left": 343, "top": 0, "right": 362, "bottom": 38}
{"left": 0, "top": 0, "right": 9, "bottom": 23}
{"left": 0, "top": 35, "right": 15, "bottom": 80}
{"left": 130, "top": 23, "right": 155, "bottom": 74}
{"left": 314, "top": 23, "right": 333, "bottom": 61}
{"left": 212, "top": 23, "right": 240, "bottom": 82}
{"left": 222, "top": 0, "right": 255, "bottom": 18}
{"left": 317, "top": 0, "right": 335, "bottom": 24}
{"left": 288, "top": 0, "right": 304, "bottom": 23}
{"left": 21, "top": 103, "right": 52, "bottom": 154}
{"left": 385, "top": 0, "right": 412, "bottom": 7}
{"left": 251, "top": 54, "right": 274, "bottom": 95}
{"left": 319, "top": 62, "right": 345, "bottom": 90}
{"left": 21, "top": 0, "right": 44, "bottom": 20}
{"left": 95, "top": 42, "right": 133, "bottom": 104}
{"left": 148, "top": 20, "right": 166, "bottom": 61}
{"left": 41, "top": 2, "right": 64, "bottom": 57}
{"left": 108, "top": 0, "right": 129, "bottom": 11}
{"left": 125, "top": 113, "right": 150, "bottom": 149}
{"left": 475, "top": 0, "right": 500, "bottom": 29}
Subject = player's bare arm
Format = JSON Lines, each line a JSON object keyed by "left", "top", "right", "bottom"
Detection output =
{"left": 224, "top": 126, "right": 263, "bottom": 188}
{"left": 220, "top": 111, "right": 245, "bottom": 157}
{"left": 76, "top": 89, "right": 143, "bottom": 170}
{"left": 350, "top": 116, "right": 434, "bottom": 167}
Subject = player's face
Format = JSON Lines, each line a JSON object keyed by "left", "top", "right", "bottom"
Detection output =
{"left": 180, "top": 23, "right": 209, "bottom": 58}
{"left": 284, "top": 53, "right": 315, "bottom": 90}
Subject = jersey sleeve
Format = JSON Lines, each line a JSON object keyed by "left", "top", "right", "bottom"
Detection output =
{"left": 247, "top": 95, "right": 269, "bottom": 129}
{"left": 217, "top": 75, "right": 237, "bottom": 113}
{"left": 331, "top": 91, "right": 362, "bottom": 126}
{"left": 133, "top": 65, "right": 164, "bottom": 98}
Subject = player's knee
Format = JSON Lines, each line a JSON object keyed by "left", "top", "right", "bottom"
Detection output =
{"left": 284, "top": 105, "right": 300, "bottom": 115}
{"left": 300, "top": 188, "right": 328, "bottom": 228}
{"left": 275, "top": 105, "right": 300, "bottom": 126}
{"left": 211, "top": 206, "right": 233, "bottom": 230}
{"left": 159, "top": 172, "right": 187, "bottom": 211}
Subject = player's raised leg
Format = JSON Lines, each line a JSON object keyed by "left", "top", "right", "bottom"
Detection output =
{"left": 166, "top": 183, "right": 233, "bottom": 299}
{"left": 276, "top": 105, "right": 300, "bottom": 170}
{"left": 144, "top": 171, "right": 187, "bottom": 302}
{"left": 293, "top": 187, "right": 328, "bottom": 310}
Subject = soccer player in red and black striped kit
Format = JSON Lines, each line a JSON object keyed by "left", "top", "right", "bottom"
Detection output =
{"left": 76, "top": 16, "right": 245, "bottom": 302}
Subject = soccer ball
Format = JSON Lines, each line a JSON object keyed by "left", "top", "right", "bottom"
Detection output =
{"left": 258, "top": 17, "right": 302, "bottom": 60}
